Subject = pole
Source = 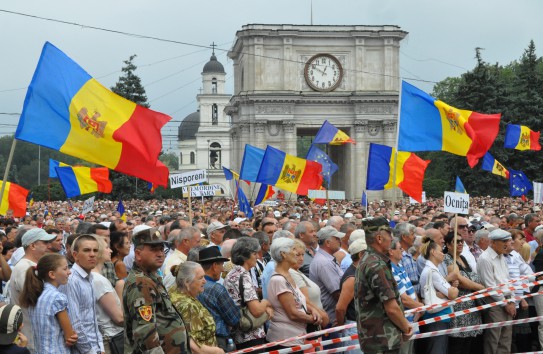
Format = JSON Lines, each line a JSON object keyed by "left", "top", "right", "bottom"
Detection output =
{"left": 38, "top": 146, "right": 41, "bottom": 186}
{"left": 0, "top": 139, "right": 17, "bottom": 213}
{"left": 188, "top": 186, "right": 193, "bottom": 225}
{"left": 326, "top": 183, "right": 331, "bottom": 215}
{"left": 453, "top": 213, "right": 458, "bottom": 269}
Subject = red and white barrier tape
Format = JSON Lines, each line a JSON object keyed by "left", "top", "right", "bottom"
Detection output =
{"left": 411, "top": 314, "right": 543, "bottom": 339}
{"left": 314, "top": 344, "right": 360, "bottom": 354}
{"left": 260, "top": 334, "right": 359, "bottom": 354}
{"left": 416, "top": 290, "right": 543, "bottom": 326}
{"left": 405, "top": 274, "right": 542, "bottom": 315}
{"left": 229, "top": 323, "right": 356, "bottom": 354}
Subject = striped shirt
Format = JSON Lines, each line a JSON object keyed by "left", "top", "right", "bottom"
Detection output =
{"left": 29, "top": 282, "right": 70, "bottom": 354}
{"left": 401, "top": 250, "right": 420, "bottom": 295}
{"left": 61, "top": 263, "right": 104, "bottom": 353}
{"left": 504, "top": 250, "right": 534, "bottom": 304}
{"left": 391, "top": 261, "right": 417, "bottom": 322}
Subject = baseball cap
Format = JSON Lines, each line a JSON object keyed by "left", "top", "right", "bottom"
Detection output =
{"left": 233, "top": 217, "right": 246, "bottom": 224}
{"left": 132, "top": 227, "right": 165, "bottom": 247}
{"left": 317, "top": 226, "right": 346, "bottom": 243}
{"left": 349, "top": 238, "right": 367, "bottom": 255}
{"left": 488, "top": 229, "right": 512, "bottom": 241}
{"left": 133, "top": 224, "right": 152, "bottom": 235}
{"left": 344, "top": 212, "right": 354, "bottom": 218}
{"left": 21, "top": 228, "right": 57, "bottom": 247}
{"left": 534, "top": 206, "right": 541, "bottom": 212}
{"left": 274, "top": 210, "right": 281, "bottom": 218}
{"left": 0, "top": 304, "right": 23, "bottom": 345}
{"left": 207, "top": 221, "right": 227, "bottom": 235}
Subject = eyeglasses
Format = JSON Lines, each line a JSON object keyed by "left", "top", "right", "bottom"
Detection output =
{"left": 455, "top": 239, "right": 464, "bottom": 244}
{"left": 458, "top": 224, "right": 469, "bottom": 229}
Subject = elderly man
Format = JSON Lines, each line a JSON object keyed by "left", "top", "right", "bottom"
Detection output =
{"left": 309, "top": 226, "right": 345, "bottom": 326}
{"left": 395, "top": 222, "right": 420, "bottom": 295}
{"left": 294, "top": 221, "right": 318, "bottom": 276}
{"left": 475, "top": 229, "right": 491, "bottom": 252}
{"left": 163, "top": 227, "right": 201, "bottom": 277}
{"left": 327, "top": 215, "right": 345, "bottom": 231}
{"left": 524, "top": 213, "right": 541, "bottom": 242}
{"left": 478, "top": 229, "right": 516, "bottom": 354}
{"left": 355, "top": 227, "right": 413, "bottom": 354}
{"left": 206, "top": 221, "right": 228, "bottom": 249}
{"left": 433, "top": 220, "right": 450, "bottom": 237}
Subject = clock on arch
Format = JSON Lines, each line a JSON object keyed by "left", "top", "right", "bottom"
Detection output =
{"left": 304, "top": 54, "right": 343, "bottom": 92}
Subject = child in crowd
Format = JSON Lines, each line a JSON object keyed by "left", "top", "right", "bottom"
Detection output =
{"left": 0, "top": 304, "right": 30, "bottom": 354}
{"left": 19, "top": 253, "right": 78, "bottom": 353}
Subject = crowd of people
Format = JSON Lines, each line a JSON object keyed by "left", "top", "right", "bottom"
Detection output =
{"left": 0, "top": 194, "right": 541, "bottom": 354}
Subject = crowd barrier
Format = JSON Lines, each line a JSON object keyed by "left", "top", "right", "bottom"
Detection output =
{"left": 237, "top": 274, "right": 543, "bottom": 353}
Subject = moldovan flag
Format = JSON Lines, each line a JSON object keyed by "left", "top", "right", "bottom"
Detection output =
{"left": 366, "top": 143, "right": 430, "bottom": 203}
{"left": 49, "top": 159, "right": 70, "bottom": 178}
{"left": 481, "top": 152, "right": 509, "bottom": 179}
{"left": 313, "top": 120, "right": 355, "bottom": 145}
{"left": 254, "top": 184, "right": 275, "bottom": 206}
{"left": 239, "top": 145, "right": 265, "bottom": 182}
{"left": 504, "top": 124, "right": 541, "bottom": 151}
{"left": 15, "top": 42, "right": 170, "bottom": 186}
{"left": 0, "top": 181, "right": 29, "bottom": 217}
{"left": 256, "top": 145, "right": 323, "bottom": 196}
{"left": 398, "top": 81, "right": 501, "bottom": 168}
{"left": 55, "top": 165, "right": 112, "bottom": 198}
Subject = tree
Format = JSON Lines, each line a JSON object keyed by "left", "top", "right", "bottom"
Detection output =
{"left": 111, "top": 55, "right": 150, "bottom": 108}
{"left": 159, "top": 152, "right": 179, "bottom": 170}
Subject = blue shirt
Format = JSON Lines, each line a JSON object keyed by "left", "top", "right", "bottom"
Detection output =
{"left": 261, "top": 259, "right": 276, "bottom": 299}
{"left": 391, "top": 262, "right": 417, "bottom": 322}
{"left": 197, "top": 275, "right": 241, "bottom": 337}
{"left": 29, "top": 282, "right": 70, "bottom": 354}
{"left": 61, "top": 263, "right": 104, "bottom": 353}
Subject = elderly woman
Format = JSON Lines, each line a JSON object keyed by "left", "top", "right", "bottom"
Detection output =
{"left": 418, "top": 238, "right": 459, "bottom": 354}
{"left": 443, "top": 232, "right": 484, "bottom": 354}
{"left": 170, "top": 261, "right": 224, "bottom": 354}
{"left": 224, "top": 237, "right": 273, "bottom": 350}
{"left": 266, "top": 238, "right": 323, "bottom": 352}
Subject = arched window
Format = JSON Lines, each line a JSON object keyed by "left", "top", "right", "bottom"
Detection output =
{"left": 179, "top": 152, "right": 183, "bottom": 165}
{"left": 190, "top": 151, "right": 195, "bottom": 164}
{"left": 211, "top": 78, "right": 217, "bottom": 94}
{"left": 212, "top": 104, "right": 218, "bottom": 126}
{"left": 209, "top": 142, "right": 222, "bottom": 169}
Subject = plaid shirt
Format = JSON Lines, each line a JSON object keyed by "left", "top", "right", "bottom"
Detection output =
{"left": 197, "top": 275, "right": 241, "bottom": 338}
{"left": 101, "top": 261, "right": 119, "bottom": 288}
{"left": 401, "top": 250, "right": 420, "bottom": 295}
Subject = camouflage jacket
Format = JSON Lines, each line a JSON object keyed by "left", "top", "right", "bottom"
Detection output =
{"left": 355, "top": 246, "right": 403, "bottom": 353}
{"left": 123, "top": 263, "right": 190, "bottom": 354}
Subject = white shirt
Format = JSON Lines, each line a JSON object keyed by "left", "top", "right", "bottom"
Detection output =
{"left": 477, "top": 246, "right": 510, "bottom": 302}
{"left": 461, "top": 242, "right": 478, "bottom": 273}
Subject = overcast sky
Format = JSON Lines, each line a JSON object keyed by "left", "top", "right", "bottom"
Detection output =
{"left": 1, "top": 0, "right": 541, "bottom": 151}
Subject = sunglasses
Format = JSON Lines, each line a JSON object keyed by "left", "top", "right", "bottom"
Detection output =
{"left": 458, "top": 224, "right": 469, "bottom": 229}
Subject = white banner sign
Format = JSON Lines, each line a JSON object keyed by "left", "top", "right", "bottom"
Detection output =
{"left": 182, "top": 189, "right": 219, "bottom": 197}
{"left": 182, "top": 185, "right": 222, "bottom": 193}
{"left": 443, "top": 191, "right": 470, "bottom": 214}
{"left": 169, "top": 169, "right": 207, "bottom": 189}
{"left": 82, "top": 196, "right": 95, "bottom": 215}
{"left": 409, "top": 192, "right": 427, "bottom": 204}
{"left": 534, "top": 182, "right": 543, "bottom": 204}
{"left": 307, "top": 190, "right": 346, "bottom": 200}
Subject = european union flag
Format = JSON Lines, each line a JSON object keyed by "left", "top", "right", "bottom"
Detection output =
{"left": 509, "top": 169, "right": 533, "bottom": 197}
{"left": 306, "top": 145, "right": 338, "bottom": 184}
{"left": 236, "top": 181, "right": 253, "bottom": 218}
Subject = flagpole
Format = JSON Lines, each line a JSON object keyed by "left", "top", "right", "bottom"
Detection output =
{"left": 188, "top": 186, "right": 193, "bottom": 225}
{"left": 0, "top": 139, "right": 17, "bottom": 212}
{"left": 392, "top": 78, "right": 405, "bottom": 211}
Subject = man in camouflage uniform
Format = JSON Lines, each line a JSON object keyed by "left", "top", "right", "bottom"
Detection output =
{"left": 123, "top": 227, "right": 190, "bottom": 353}
{"left": 355, "top": 222, "right": 413, "bottom": 354}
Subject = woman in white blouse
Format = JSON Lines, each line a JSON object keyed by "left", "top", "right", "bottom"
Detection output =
{"left": 418, "top": 239, "right": 458, "bottom": 354}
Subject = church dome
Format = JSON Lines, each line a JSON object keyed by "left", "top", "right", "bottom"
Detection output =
{"left": 178, "top": 111, "right": 200, "bottom": 140}
{"left": 202, "top": 55, "right": 225, "bottom": 74}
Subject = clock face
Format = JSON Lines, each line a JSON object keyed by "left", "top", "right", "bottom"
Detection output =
{"left": 304, "top": 54, "right": 343, "bottom": 92}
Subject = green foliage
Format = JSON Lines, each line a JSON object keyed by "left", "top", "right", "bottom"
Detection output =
{"left": 426, "top": 42, "right": 543, "bottom": 196}
{"left": 159, "top": 152, "right": 179, "bottom": 170}
{"left": 110, "top": 54, "right": 150, "bottom": 108}
{"left": 423, "top": 178, "right": 449, "bottom": 198}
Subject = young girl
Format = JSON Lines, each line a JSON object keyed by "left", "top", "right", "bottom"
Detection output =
{"left": 19, "top": 254, "right": 78, "bottom": 353}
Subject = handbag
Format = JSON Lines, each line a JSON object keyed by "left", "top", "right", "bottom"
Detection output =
{"left": 108, "top": 330, "right": 124, "bottom": 354}
{"left": 237, "top": 275, "right": 269, "bottom": 331}
{"left": 422, "top": 268, "right": 450, "bottom": 314}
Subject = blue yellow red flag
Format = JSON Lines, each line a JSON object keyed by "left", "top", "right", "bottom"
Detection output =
{"left": 504, "top": 124, "right": 541, "bottom": 151}
{"left": 16, "top": 42, "right": 170, "bottom": 186}
{"left": 455, "top": 176, "right": 467, "bottom": 194}
{"left": 313, "top": 120, "right": 355, "bottom": 145}
{"left": 0, "top": 181, "right": 29, "bottom": 217}
{"left": 55, "top": 165, "right": 112, "bottom": 198}
{"left": 398, "top": 81, "right": 501, "bottom": 168}
{"left": 117, "top": 200, "right": 126, "bottom": 221}
{"left": 306, "top": 145, "right": 338, "bottom": 184}
{"left": 254, "top": 184, "right": 275, "bottom": 206}
{"left": 256, "top": 146, "right": 323, "bottom": 196}
{"left": 481, "top": 152, "right": 509, "bottom": 179}
{"left": 366, "top": 143, "right": 430, "bottom": 203}
{"left": 49, "top": 159, "right": 70, "bottom": 178}
{"left": 239, "top": 145, "right": 265, "bottom": 182}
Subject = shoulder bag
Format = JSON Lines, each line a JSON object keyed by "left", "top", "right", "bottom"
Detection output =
{"left": 422, "top": 268, "right": 450, "bottom": 314}
{"left": 237, "top": 274, "right": 269, "bottom": 331}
